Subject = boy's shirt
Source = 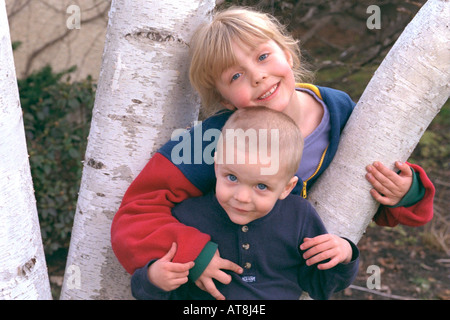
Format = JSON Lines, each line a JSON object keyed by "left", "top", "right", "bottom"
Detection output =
{"left": 131, "top": 192, "right": 359, "bottom": 300}
{"left": 111, "top": 84, "right": 435, "bottom": 275}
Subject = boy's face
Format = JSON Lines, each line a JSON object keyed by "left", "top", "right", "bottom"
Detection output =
{"left": 214, "top": 149, "right": 297, "bottom": 225}
{"left": 215, "top": 39, "right": 297, "bottom": 113}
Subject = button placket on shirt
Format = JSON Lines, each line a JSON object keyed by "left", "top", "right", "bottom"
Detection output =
{"left": 239, "top": 225, "right": 252, "bottom": 272}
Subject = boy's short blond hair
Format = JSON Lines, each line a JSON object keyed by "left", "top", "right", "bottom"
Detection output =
{"left": 217, "top": 107, "right": 303, "bottom": 179}
{"left": 189, "top": 7, "right": 313, "bottom": 116}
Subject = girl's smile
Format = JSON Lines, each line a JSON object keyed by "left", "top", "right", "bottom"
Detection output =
{"left": 257, "top": 82, "right": 279, "bottom": 101}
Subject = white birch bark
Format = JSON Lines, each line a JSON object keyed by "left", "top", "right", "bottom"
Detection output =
{"left": 0, "top": 0, "right": 51, "bottom": 300}
{"left": 60, "top": 0, "right": 215, "bottom": 299}
{"left": 308, "top": 0, "right": 450, "bottom": 244}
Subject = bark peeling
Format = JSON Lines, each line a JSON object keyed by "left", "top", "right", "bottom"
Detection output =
{"left": 125, "top": 28, "right": 188, "bottom": 46}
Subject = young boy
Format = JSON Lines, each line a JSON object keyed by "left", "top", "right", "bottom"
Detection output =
{"left": 130, "top": 107, "right": 359, "bottom": 300}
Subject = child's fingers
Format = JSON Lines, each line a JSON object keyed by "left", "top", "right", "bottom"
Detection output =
{"left": 160, "top": 242, "right": 178, "bottom": 262}
{"left": 166, "top": 260, "right": 195, "bottom": 273}
{"left": 301, "top": 242, "right": 329, "bottom": 259}
{"left": 213, "top": 270, "right": 232, "bottom": 285}
{"left": 396, "top": 161, "right": 413, "bottom": 179}
{"left": 367, "top": 161, "right": 411, "bottom": 188}
{"left": 196, "top": 278, "right": 226, "bottom": 300}
{"left": 304, "top": 250, "right": 331, "bottom": 266}
{"left": 366, "top": 162, "right": 398, "bottom": 189}
{"left": 300, "top": 235, "right": 334, "bottom": 260}
{"left": 299, "top": 235, "right": 327, "bottom": 251}
{"left": 217, "top": 257, "right": 244, "bottom": 275}
{"left": 366, "top": 171, "right": 392, "bottom": 197}
{"left": 366, "top": 161, "right": 413, "bottom": 205}
{"left": 160, "top": 242, "right": 195, "bottom": 274}
{"left": 317, "top": 257, "right": 340, "bottom": 270}
{"left": 172, "top": 276, "right": 190, "bottom": 287}
{"left": 163, "top": 274, "right": 191, "bottom": 291}
{"left": 369, "top": 188, "right": 393, "bottom": 206}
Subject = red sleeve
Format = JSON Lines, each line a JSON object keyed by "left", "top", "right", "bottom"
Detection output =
{"left": 373, "top": 162, "right": 435, "bottom": 227}
{"left": 111, "top": 153, "right": 209, "bottom": 274}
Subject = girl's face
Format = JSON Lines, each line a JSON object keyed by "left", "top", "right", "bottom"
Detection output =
{"left": 215, "top": 39, "right": 298, "bottom": 114}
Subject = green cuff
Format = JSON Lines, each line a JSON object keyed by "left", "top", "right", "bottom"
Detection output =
{"left": 188, "top": 241, "right": 218, "bottom": 282}
{"left": 390, "top": 168, "right": 425, "bottom": 208}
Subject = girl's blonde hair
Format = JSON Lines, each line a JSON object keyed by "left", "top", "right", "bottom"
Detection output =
{"left": 189, "top": 6, "right": 313, "bottom": 117}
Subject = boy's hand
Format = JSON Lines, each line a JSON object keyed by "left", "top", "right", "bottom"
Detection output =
{"left": 300, "top": 234, "right": 352, "bottom": 270}
{"left": 147, "top": 242, "right": 195, "bottom": 292}
{"left": 366, "top": 161, "right": 413, "bottom": 206}
{"left": 195, "top": 249, "right": 243, "bottom": 300}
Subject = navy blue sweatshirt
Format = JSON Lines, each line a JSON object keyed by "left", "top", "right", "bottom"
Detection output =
{"left": 131, "top": 192, "right": 359, "bottom": 300}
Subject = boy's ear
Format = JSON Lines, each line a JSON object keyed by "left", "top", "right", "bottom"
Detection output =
{"left": 279, "top": 176, "right": 298, "bottom": 200}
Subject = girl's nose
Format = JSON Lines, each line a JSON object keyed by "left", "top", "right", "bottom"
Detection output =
{"left": 251, "top": 69, "right": 267, "bottom": 87}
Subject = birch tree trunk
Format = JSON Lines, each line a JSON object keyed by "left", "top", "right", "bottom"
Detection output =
{"left": 308, "top": 0, "right": 450, "bottom": 243}
{"left": 60, "top": 0, "right": 215, "bottom": 299}
{"left": 0, "top": 0, "right": 51, "bottom": 300}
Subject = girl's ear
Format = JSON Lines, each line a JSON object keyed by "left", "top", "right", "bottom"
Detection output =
{"left": 284, "top": 49, "right": 294, "bottom": 68}
{"left": 220, "top": 99, "right": 236, "bottom": 111}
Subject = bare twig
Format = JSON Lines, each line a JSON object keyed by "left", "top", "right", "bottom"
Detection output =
{"left": 348, "top": 285, "right": 419, "bottom": 300}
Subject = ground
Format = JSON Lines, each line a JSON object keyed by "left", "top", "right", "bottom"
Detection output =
{"left": 332, "top": 223, "right": 450, "bottom": 300}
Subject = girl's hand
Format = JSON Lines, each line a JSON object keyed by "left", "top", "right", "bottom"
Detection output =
{"left": 147, "top": 243, "right": 195, "bottom": 292}
{"left": 366, "top": 161, "right": 413, "bottom": 206}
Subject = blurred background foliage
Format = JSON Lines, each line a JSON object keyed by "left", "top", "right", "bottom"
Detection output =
{"left": 16, "top": 0, "right": 449, "bottom": 257}
{"left": 18, "top": 65, "right": 94, "bottom": 254}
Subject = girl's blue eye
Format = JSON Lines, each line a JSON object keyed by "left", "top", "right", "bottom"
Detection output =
{"left": 256, "top": 183, "right": 267, "bottom": 191}
{"left": 231, "top": 73, "right": 241, "bottom": 82}
{"left": 258, "top": 53, "right": 268, "bottom": 61}
{"left": 227, "top": 174, "right": 238, "bottom": 182}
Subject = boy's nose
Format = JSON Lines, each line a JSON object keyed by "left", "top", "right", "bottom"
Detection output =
{"left": 234, "top": 186, "right": 252, "bottom": 203}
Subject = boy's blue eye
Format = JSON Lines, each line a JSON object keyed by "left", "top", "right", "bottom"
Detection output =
{"left": 227, "top": 174, "right": 238, "bottom": 182}
{"left": 258, "top": 53, "right": 268, "bottom": 61}
{"left": 231, "top": 73, "right": 241, "bottom": 82}
{"left": 256, "top": 183, "right": 267, "bottom": 191}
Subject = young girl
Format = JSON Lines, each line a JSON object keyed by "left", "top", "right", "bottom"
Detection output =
{"left": 111, "top": 7, "right": 434, "bottom": 299}
{"left": 131, "top": 107, "right": 359, "bottom": 300}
